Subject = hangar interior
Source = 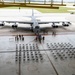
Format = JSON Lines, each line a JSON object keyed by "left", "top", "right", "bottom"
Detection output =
{"left": 0, "top": 1, "right": 75, "bottom": 75}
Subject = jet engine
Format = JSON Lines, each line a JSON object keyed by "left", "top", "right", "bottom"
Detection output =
{"left": 62, "top": 22, "right": 71, "bottom": 27}
{"left": 12, "top": 24, "right": 18, "bottom": 29}
{"left": 52, "top": 23, "right": 58, "bottom": 28}
{"left": 0, "top": 22, "right": 5, "bottom": 26}
{"left": 52, "top": 25, "right": 58, "bottom": 28}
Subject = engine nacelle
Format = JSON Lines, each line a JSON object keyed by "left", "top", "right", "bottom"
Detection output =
{"left": 12, "top": 25, "right": 18, "bottom": 28}
{"left": 62, "top": 22, "right": 70, "bottom": 27}
{"left": 0, "top": 22, "right": 5, "bottom": 26}
{"left": 52, "top": 22, "right": 58, "bottom": 28}
{"left": 63, "top": 24, "right": 69, "bottom": 26}
{"left": 67, "top": 22, "right": 71, "bottom": 25}
{"left": 52, "top": 25, "right": 58, "bottom": 28}
{"left": 0, "top": 23, "right": 4, "bottom": 26}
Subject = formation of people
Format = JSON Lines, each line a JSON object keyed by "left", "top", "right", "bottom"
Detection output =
{"left": 15, "top": 35, "right": 24, "bottom": 41}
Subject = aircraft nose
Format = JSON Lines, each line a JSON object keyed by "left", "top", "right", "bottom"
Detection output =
{"left": 35, "top": 26, "right": 40, "bottom": 29}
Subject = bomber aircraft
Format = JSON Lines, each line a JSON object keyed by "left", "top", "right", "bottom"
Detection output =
{"left": 0, "top": 9, "right": 71, "bottom": 40}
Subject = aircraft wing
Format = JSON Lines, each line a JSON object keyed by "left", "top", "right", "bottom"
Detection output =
{"left": 37, "top": 21, "right": 69, "bottom": 24}
{"left": 39, "top": 22, "right": 71, "bottom": 29}
{"left": 39, "top": 23, "right": 60, "bottom": 27}
{"left": 0, "top": 17, "right": 33, "bottom": 24}
{"left": 0, "top": 16, "right": 71, "bottom": 29}
{"left": 3, "top": 22, "right": 31, "bottom": 29}
{"left": 37, "top": 16, "right": 71, "bottom": 24}
{"left": 0, "top": 20, "right": 70, "bottom": 24}
{"left": 0, "top": 20, "right": 71, "bottom": 29}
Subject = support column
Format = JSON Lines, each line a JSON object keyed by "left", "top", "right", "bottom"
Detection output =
{"left": 14, "top": 0, "right": 15, "bottom": 3}
{"left": 44, "top": 0, "right": 46, "bottom": 4}
{"left": 74, "top": 0, "right": 75, "bottom": 5}
{"left": 24, "top": 0, "right": 26, "bottom": 5}
{"left": 24, "top": 0, "right": 26, "bottom": 3}
{"left": 51, "top": 0, "right": 53, "bottom": 7}
{"left": 61, "top": 0, "right": 63, "bottom": 5}
{"left": 29, "top": 0, "right": 30, "bottom": 4}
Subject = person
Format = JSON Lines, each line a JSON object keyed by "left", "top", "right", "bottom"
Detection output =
{"left": 35, "top": 36, "right": 37, "bottom": 41}
{"left": 52, "top": 31, "right": 54, "bottom": 36}
{"left": 22, "top": 36, "right": 24, "bottom": 41}
{"left": 52, "top": 31, "right": 56, "bottom": 36}
{"left": 42, "top": 36, "right": 45, "bottom": 41}
{"left": 39, "top": 38, "right": 41, "bottom": 43}
{"left": 19, "top": 35, "right": 21, "bottom": 40}
{"left": 16, "top": 35, "right": 19, "bottom": 41}
{"left": 38, "top": 35, "right": 41, "bottom": 43}
{"left": 54, "top": 31, "right": 56, "bottom": 36}
{"left": 19, "top": 7, "right": 20, "bottom": 12}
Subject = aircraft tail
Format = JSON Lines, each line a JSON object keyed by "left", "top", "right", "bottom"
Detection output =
{"left": 32, "top": 9, "right": 34, "bottom": 17}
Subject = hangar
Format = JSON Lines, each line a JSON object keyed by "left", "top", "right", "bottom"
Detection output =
{"left": 0, "top": 0, "right": 75, "bottom": 75}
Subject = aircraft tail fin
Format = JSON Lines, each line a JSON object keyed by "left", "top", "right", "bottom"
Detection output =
{"left": 32, "top": 9, "right": 34, "bottom": 17}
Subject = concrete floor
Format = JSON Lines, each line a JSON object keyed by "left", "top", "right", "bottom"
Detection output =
{"left": 0, "top": 9, "right": 75, "bottom": 75}
{"left": 0, "top": 34, "right": 75, "bottom": 75}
